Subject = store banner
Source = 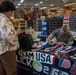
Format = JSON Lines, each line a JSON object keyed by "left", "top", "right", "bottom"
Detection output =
{"left": 17, "top": 51, "right": 75, "bottom": 75}
{"left": 63, "top": 6, "right": 72, "bottom": 11}
{"left": 50, "top": 10, "right": 57, "bottom": 14}
{"left": 63, "top": 11, "right": 70, "bottom": 26}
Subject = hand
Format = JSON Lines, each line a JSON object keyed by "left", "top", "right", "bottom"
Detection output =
{"left": 51, "top": 42, "right": 66, "bottom": 45}
{"left": 16, "top": 29, "right": 21, "bottom": 35}
{"left": 47, "top": 38, "right": 52, "bottom": 43}
{"left": 52, "top": 42, "right": 57, "bottom": 45}
{"left": 56, "top": 42, "right": 66, "bottom": 45}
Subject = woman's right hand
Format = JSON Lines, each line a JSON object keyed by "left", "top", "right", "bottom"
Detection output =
{"left": 16, "top": 29, "right": 21, "bottom": 35}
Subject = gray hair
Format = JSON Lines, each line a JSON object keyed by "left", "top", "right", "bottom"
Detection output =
{"left": 61, "top": 25, "right": 70, "bottom": 33}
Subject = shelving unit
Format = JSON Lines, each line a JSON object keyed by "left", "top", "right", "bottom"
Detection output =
{"left": 36, "top": 18, "right": 42, "bottom": 31}
{"left": 45, "top": 17, "right": 63, "bottom": 35}
{"left": 36, "top": 17, "right": 63, "bottom": 35}
{"left": 36, "top": 15, "right": 76, "bottom": 35}
{"left": 70, "top": 16, "right": 76, "bottom": 32}
{"left": 19, "top": 20, "right": 26, "bottom": 32}
{"left": 12, "top": 18, "right": 26, "bottom": 32}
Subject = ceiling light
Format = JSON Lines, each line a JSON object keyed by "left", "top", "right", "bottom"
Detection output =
{"left": 40, "top": 1, "right": 43, "bottom": 4}
{"left": 20, "top": 0, "right": 24, "bottom": 3}
{"left": 18, "top": 3, "right": 20, "bottom": 6}
{"left": 50, "top": 7, "right": 59, "bottom": 10}
{"left": 64, "top": 3, "right": 76, "bottom": 6}
{"left": 39, "top": 7, "right": 47, "bottom": 10}
{"left": 35, "top": 4, "right": 39, "bottom": 6}
{"left": 50, "top": 4, "right": 54, "bottom": 6}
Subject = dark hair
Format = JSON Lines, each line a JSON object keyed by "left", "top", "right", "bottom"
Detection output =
{"left": 0, "top": 1, "right": 15, "bottom": 13}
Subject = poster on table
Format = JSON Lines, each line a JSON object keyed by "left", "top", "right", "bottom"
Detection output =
{"left": 17, "top": 51, "right": 75, "bottom": 75}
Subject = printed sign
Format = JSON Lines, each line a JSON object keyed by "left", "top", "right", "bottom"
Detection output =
{"left": 50, "top": 67, "right": 69, "bottom": 75}
{"left": 69, "top": 63, "right": 76, "bottom": 75}
{"left": 18, "top": 51, "right": 56, "bottom": 65}
{"left": 32, "top": 60, "right": 43, "bottom": 72}
{"left": 58, "top": 58, "right": 71, "bottom": 69}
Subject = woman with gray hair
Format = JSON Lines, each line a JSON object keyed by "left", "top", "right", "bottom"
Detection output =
{"left": 48, "top": 25, "right": 73, "bottom": 46}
